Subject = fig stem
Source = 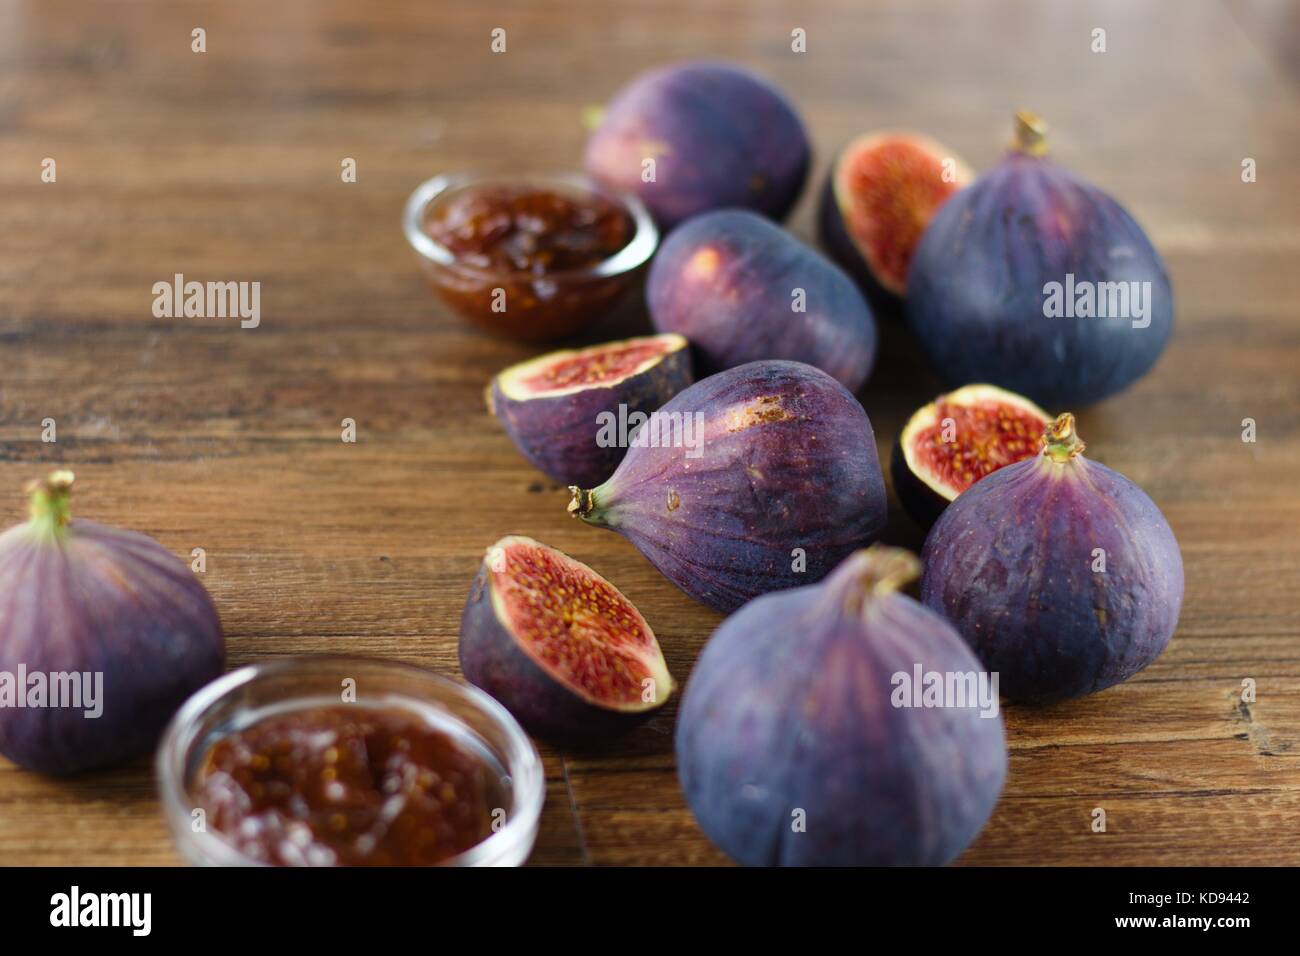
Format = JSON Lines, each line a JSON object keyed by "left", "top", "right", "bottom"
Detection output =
{"left": 1012, "top": 110, "right": 1048, "bottom": 157}
{"left": 858, "top": 544, "right": 922, "bottom": 597}
{"left": 25, "top": 469, "right": 76, "bottom": 534}
{"left": 567, "top": 486, "right": 596, "bottom": 519}
{"left": 1042, "top": 413, "right": 1086, "bottom": 462}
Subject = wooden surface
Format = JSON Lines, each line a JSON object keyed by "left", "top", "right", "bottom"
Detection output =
{"left": 0, "top": 0, "right": 1297, "bottom": 866}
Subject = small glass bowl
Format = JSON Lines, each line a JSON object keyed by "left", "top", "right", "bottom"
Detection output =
{"left": 402, "top": 171, "right": 658, "bottom": 342}
{"left": 155, "top": 655, "right": 543, "bottom": 867}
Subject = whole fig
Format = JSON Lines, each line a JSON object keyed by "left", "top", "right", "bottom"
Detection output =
{"left": 921, "top": 414, "right": 1183, "bottom": 702}
{"left": 568, "top": 361, "right": 888, "bottom": 613}
{"left": 676, "top": 546, "right": 1007, "bottom": 866}
{"left": 584, "top": 61, "right": 810, "bottom": 230}
{"left": 907, "top": 112, "right": 1173, "bottom": 407}
{"left": 0, "top": 472, "right": 224, "bottom": 773}
{"left": 647, "top": 210, "right": 877, "bottom": 392}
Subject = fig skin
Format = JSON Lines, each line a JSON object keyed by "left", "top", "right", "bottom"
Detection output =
{"left": 676, "top": 546, "right": 1007, "bottom": 866}
{"left": 907, "top": 113, "right": 1173, "bottom": 408}
{"left": 583, "top": 61, "right": 810, "bottom": 231}
{"left": 458, "top": 536, "right": 673, "bottom": 746}
{"left": 647, "top": 210, "right": 877, "bottom": 392}
{"left": 0, "top": 473, "right": 224, "bottom": 774}
{"left": 568, "top": 360, "right": 888, "bottom": 613}
{"left": 920, "top": 415, "right": 1184, "bottom": 703}
{"left": 488, "top": 334, "right": 694, "bottom": 488}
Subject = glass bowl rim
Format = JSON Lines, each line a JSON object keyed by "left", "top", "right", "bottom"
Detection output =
{"left": 154, "top": 654, "right": 545, "bottom": 867}
{"left": 401, "top": 170, "right": 659, "bottom": 281}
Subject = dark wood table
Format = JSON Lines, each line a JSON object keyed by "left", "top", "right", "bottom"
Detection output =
{"left": 1, "top": 0, "right": 1297, "bottom": 866}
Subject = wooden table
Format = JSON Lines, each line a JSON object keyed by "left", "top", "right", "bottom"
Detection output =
{"left": 1, "top": 0, "right": 1297, "bottom": 866}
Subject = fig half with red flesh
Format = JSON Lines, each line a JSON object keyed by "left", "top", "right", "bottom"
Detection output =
{"left": 459, "top": 535, "right": 674, "bottom": 746}
{"left": 489, "top": 333, "right": 692, "bottom": 488}
{"left": 892, "top": 384, "right": 1050, "bottom": 528}
{"left": 819, "top": 132, "right": 973, "bottom": 309}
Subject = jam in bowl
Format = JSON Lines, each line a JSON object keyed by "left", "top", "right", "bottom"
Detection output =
{"left": 403, "top": 172, "right": 658, "bottom": 342}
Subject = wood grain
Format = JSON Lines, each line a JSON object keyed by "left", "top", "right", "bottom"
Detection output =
{"left": 0, "top": 0, "right": 1297, "bottom": 866}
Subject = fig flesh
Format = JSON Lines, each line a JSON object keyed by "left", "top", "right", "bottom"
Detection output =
{"left": 647, "top": 209, "right": 877, "bottom": 392}
{"left": 567, "top": 360, "right": 888, "bottom": 613}
{"left": 892, "top": 383, "right": 1050, "bottom": 528}
{"left": 488, "top": 333, "right": 693, "bottom": 487}
{"left": 583, "top": 61, "right": 810, "bottom": 230}
{"left": 921, "top": 415, "right": 1184, "bottom": 702}
{"left": 459, "top": 535, "right": 673, "bottom": 745}
{"left": 907, "top": 112, "right": 1173, "bottom": 407}
{"left": 819, "top": 131, "right": 973, "bottom": 310}
{"left": 676, "top": 546, "right": 1007, "bottom": 866}
{"left": 0, "top": 472, "right": 225, "bottom": 774}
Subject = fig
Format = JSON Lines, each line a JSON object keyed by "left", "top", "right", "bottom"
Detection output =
{"left": 647, "top": 209, "right": 877, "bottom": 392}
{"left": 892, "top": 383, "right": 1050, "bottom": 529}
{"left": 921, "top": 414, "right": 1184, "bottom": 703}
{"left": 676, "top": 546, "right": 1007, "bottom": 866}
{"left": 488, "top": 333, "right": 694, "bottom": 487}
{"left": 819, "top": 131, "right": 973, "bottom": 310}
{"left": 0, "top": 472, "right": 224, "bottom": 774}
{"left": 567, "top": 360, "right": 888, "bottom": 613}
{"left": 583, "top": 61, "right": 810, "bottom": 230}
{"left": 458, "top": 535, "right": 674, "bottom": 745}
{"left": 907, "top": 112, "right": 1174, "bottom": 407}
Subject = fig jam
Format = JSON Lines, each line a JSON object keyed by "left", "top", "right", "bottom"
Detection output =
{"left": 426, "top": 184, "right": 634, "bottom": 274}
{"left": 193, "top": 705, "right": 506, "bottom": 866}
{"left": 417, "top": 179, "right": 646, "bottom": 341}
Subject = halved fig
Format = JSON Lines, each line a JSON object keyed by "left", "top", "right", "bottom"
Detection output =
{"left": 488, "top": 333, "right": 692, "bottom": 487}
{"left": 819, "top": 131, "right": 973, "bottom": 309}
{"left": 892, "top": 383, "right": 1050, "bottom": 528}
{"left": 459, "top": 535, "right": 674, "bottom": 745}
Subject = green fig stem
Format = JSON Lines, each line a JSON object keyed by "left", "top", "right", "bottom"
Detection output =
{"left": 1042, "top": 413, "right": 1086, "bottom": 463}
{"left": 567, "top": 486, "right": 596, "bottom": 519}
{"left": 25, "top": 470, "right": 76, "bottom": 537}
{"left": 1012, "top": 110, "right": 1048, "bottom": 157}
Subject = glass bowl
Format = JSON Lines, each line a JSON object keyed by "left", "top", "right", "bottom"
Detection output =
{"left": 155, "top": 655, "right": 543, "bottom": 867}
{"left": 402, "top": 171, "right": 658, "bottom": 342}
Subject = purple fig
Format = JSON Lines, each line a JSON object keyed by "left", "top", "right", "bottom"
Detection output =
{"left": 584, "top": 61, "right": 810, "bottom": 230}
{"left": 921, "top": 414, "right": 1184, "bottom": 702}
{"left": 647, "top": 210, "right": 877, "bottom": 392}
{"left": 459, "top": 535, "right": 674, "bottom": 745}
{"left": 488, "top": 333, "right": 693, "bottom": 487}
{"left": 567, "top": 360, "right": 888, "bottom": 613}
{"left": 0, "top": 472, "right": 224, "bottom": 774}
{"left": 676, "top": 546, "right": 1007, "bottom": 866}
{"left": 907, "top": 111, "right": 1173, "bottom": 407}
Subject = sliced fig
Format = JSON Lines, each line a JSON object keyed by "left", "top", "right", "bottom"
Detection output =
{"left": 488, "top": 333, "right": 693, "bottom": 487}
{"left": 892, "top": 383, "right": 1050, "bottom": 528}
{"left": 819, "top": 131, "right": 973, "bottom": 309}
{"left": 459, "top": 535, "right": 674, "bottom": 745}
